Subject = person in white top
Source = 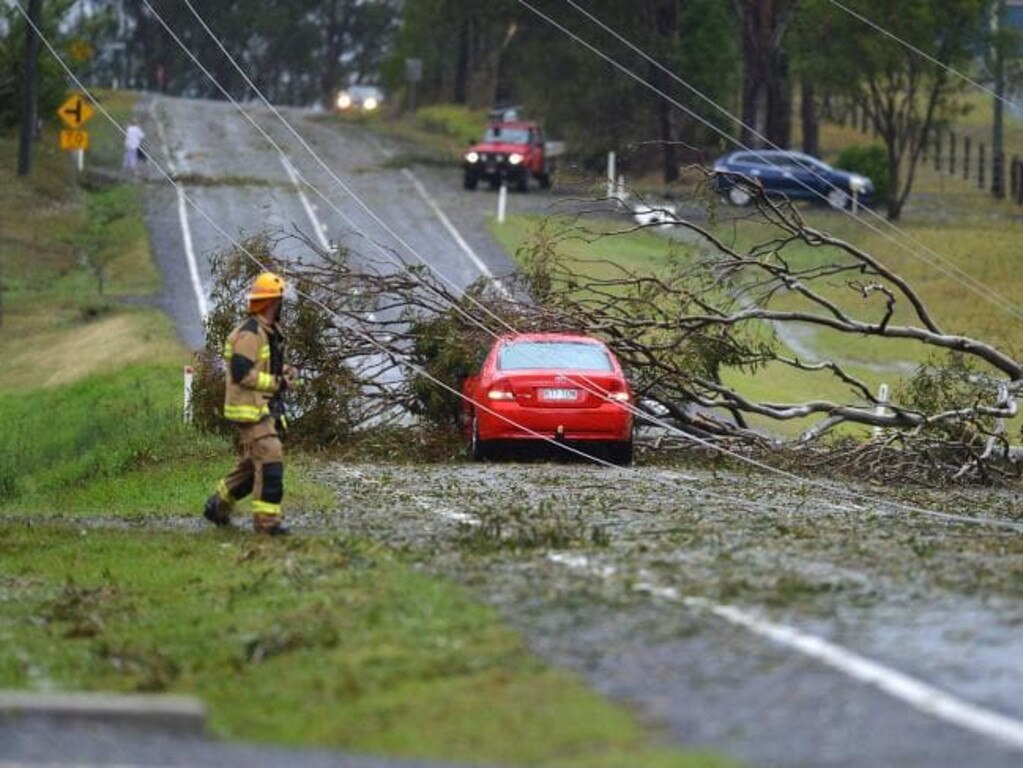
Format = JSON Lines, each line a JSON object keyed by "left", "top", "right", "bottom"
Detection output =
{"left": 123, "top": 122, "right": 145, "bottom": 174}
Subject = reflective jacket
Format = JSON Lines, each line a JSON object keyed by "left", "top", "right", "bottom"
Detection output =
{"left": 223, "top": 315, "right": 283, "bottom": 424}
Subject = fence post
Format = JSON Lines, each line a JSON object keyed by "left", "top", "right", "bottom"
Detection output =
{"left": 994, "top": 151, "right": 1006, "bottom": 199}
{"left": 1016, "top": 158, "right": 1023, "bottom": 205}
{"left": 963, "top": 136, "right": 971, "bottom": 180}
{"left": 978, "top": 143, "right": 986, "bottom": 189}
{"left": 948, "top": 131, "right": 956, "bottom": 175}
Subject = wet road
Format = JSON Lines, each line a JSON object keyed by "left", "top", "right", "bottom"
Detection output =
{"left": 140, "top": 95, "right": 519, "bottom": 350}
{"left": 310, "top": 462, "right": 1023, "bottom": 768}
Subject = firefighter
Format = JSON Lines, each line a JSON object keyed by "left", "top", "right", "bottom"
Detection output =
{"left": 203, "top": 271, "right": 296, "bottom": 535}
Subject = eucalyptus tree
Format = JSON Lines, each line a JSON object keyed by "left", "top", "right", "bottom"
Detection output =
{"left": 794, "top": 0, "right": 989, "bottom": 220}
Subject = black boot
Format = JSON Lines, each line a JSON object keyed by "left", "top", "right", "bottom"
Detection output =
{"left": 203, "top": 495, "right": 232, "bottom": 527}
{"left": 263, "top": 522, "right": 291, "bottom": 536}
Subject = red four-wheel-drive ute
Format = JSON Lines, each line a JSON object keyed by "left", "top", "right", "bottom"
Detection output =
{"left": 463, "top": 109, "right": 563, "bottom": 192}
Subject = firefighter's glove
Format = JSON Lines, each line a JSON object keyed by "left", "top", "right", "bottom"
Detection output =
{"left": 278, "top": 365, "right": 299, "bottom": 392}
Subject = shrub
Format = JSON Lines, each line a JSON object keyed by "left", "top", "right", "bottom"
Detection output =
{"left": 835, "top": 144, "right": 890, "bottom": 204}
{"left": 414, "top": 104, "right": 487, "bottom": 145}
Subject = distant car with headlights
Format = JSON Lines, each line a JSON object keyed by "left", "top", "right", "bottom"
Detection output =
{"left": 712, "top": 150, "right": 874, "bottom": 210}
{"left": 335, "top": 85, "right": 384, "bottom": 113}
{"left": 460, "top": 332, "right": 635, "bottom": 464}
{"left": 463, "top": 112, "right": 560, "bottom": 192}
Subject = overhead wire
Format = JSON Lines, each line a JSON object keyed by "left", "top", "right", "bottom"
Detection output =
{"left": 825, "top": 0, "right": 1023, "bottom": 115}
{"left": 15, "top": 1, "right": 1023, "bottom": 532}
{"left": 168, "top": 0, "right": 1023, "bottom": 531}
{"left": 520, "top": 0, "right": 1023, "bottom": 324}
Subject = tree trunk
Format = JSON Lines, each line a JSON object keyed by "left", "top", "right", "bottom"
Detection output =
{"left": 652, "top": 0, "right": 682, "bottom": 181}
{"left": 732, "top": 0, "right": 795, "bottom": 149}
{"left": 801, "top": 79, "right": 819, "bottom": 156}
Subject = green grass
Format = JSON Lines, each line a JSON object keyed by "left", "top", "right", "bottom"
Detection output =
{"left": 0, "top": 525, "right": 732, "bottom": 768}
{"left": 0, "top": 101, "right": 735, "bottom": 766}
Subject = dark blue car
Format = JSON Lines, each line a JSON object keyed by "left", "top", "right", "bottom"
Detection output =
{"left": 712, "top": 150, "right": 874, "bottom": 210}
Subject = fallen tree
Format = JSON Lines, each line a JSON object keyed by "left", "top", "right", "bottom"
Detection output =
{"left": 193, "top": 175, "right": 1022, "bottom": 482}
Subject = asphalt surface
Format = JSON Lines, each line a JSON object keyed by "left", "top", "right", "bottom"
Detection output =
{"left": 0, "top": 716, "right": 479, "bottom": 768}
{"left": 139, "top": 95, "right": 521, "bottom": 351}
{"left": 63, "top": 94, "right": 1023, "bottom": 766}
{"left": 311, "top": 463, "right": 1023, "bottom": 768}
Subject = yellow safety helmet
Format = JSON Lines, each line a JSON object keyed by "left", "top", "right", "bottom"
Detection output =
{"left": 248, "top": 271, "right": 286, "bottom": 302}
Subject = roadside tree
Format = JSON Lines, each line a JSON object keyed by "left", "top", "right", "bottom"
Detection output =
{"left": 794, "top": 0, "right": 989, "bottom": 220}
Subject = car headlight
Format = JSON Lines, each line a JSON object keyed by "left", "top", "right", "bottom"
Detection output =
{"left": 849, "top": 174, "right": 869, "bottom": 193}
{"left": 363, "top": 97, "right": 378, "bottom": 111}
{"left": 509, "top": 153, "right": 523, "bottom": 165}
{"left": 336, "top": 92, "right": 352, "bottom": 110}
{"left": 465, "top": 151, "right": 480, "bottom": 164}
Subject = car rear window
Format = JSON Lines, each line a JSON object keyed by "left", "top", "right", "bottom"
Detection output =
{"left": 498, "top": 341, "right": 613, "bottom": 371}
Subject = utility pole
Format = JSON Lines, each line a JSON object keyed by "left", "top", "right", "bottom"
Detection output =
{"left": 992, "top": 0, "right": 1007, "bottom": 198}
{"left": 17, "top": 0, "right": 43, "bottom": 177}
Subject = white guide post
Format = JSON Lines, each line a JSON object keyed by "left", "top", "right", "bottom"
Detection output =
{"left": 183, "top": 365, "right": 194, "bottom": 424}
{"left": 607, "top": 151, "right": 616, "bottom": 198}
{"left": 497, "top": 183, "right": 508, "bottom": 224}
{"left": 872, "top": 382, "right": 889, "bottom": 438}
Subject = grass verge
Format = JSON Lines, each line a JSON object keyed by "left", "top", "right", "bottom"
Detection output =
{"left": 0, "top": 524, "right": 732, "bottom": 768}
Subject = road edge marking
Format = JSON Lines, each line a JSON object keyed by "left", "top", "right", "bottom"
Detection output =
{"left": 148, "top": 98, "right": 207, "bottom": 319}
{"left": 548, "top": 552, "right": 1023, "bottom": 752}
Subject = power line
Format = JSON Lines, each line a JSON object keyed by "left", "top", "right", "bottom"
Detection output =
{"left": 13, "top": 1, "right": 1022, "bottom": 534}
{"left": 825, "top": 0, "right": 1023, "bottom": 116}
{"left": 520, "top": 0, "right": 1023, "bottom": 325}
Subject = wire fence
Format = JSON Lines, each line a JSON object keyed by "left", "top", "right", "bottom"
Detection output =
{"left": 833, "top": 103, "right": 1023, "bottom": 205}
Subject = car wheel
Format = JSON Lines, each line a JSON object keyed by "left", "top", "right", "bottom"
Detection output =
{"left": 539, "top": 172, "right": 552, "bottom": 189}
{"left": 516, "top": 172, "right": 529, "bottom": 193}
{"left": 827, "top": 188, "right": 850, "bottom": 210}
{"left": 463, "top": 171, "right": 478, "bottom": 191}
{"left": 727, "top": 186, "right": 752, "bottom": 206}
{"left": 606, "top": 439, "right": 633, "bottom": 466}
{"left": 469, "top": 414, "right": 490, "bottom": 461}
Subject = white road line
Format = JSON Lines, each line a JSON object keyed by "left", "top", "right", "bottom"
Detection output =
{"left": 550, "top": 552, "right": 1023, "bottom": 752}
{"left": 149, "top": 98, "right": 208, "bottom": 319}
{"left": 278, "top": 154, "right": 331, "bottom": 250}
{"left": 400, "top": 168, "right": 510, "bottom": 297}
{"left": 176, "top": 188, "right": 208, "bottom": 318}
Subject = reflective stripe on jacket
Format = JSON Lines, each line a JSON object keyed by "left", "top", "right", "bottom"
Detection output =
{"left": 223, "top": 315, "right": 281, "bottom": 423}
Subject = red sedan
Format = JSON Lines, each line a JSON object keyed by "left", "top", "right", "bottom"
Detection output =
{"left": 460, "top": 333, "right": 635, "bottom": 464}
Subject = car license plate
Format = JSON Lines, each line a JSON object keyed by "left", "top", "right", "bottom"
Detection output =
{"left": 540, "top": 387, "right": 578, "bottom": 401}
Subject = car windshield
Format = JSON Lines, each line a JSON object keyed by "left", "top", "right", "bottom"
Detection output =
{"left": 484, "top": 127, "right": 531, "bottom": 144}
{"left": 498, "top": 341, "right": 613, "bottom": 371}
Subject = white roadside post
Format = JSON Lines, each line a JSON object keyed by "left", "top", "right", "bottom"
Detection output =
{"left": 497, "top": 183, "right": 508, "bottom": 224}
{"left": 872, "top": 382, "right": 889, "bottom": 438}
{"left": 183, "top": 365, "right": 194, "bottom": 424}
{"left": 852, "top": 188, "right": 859, "bottom": 215}
{"left": 607, "top": 151, "right": 616, "bottom": 198}
{"left": 75, "top": 149, "right": 85, "bottom": 173}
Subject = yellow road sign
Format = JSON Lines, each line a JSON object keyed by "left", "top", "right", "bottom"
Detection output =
{"left": 69, "top": 40, "right": 94, "bottom": 63}
{"left": 57, "top": 94, "right": 95, "bottom": 128}
{"left": 59, "top": 129, "right": 90, "bottom": 151}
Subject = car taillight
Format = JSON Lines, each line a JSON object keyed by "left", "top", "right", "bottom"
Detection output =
{"left": 487, "top": 382, "right": 515, "bottom": 401}
{"left": 608, "top": 391, "right": 631, "bottom": 402}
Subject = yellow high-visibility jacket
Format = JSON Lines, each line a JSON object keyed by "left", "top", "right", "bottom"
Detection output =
{"left": 222, "top": 315, "right": 282, "bottom": 424}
